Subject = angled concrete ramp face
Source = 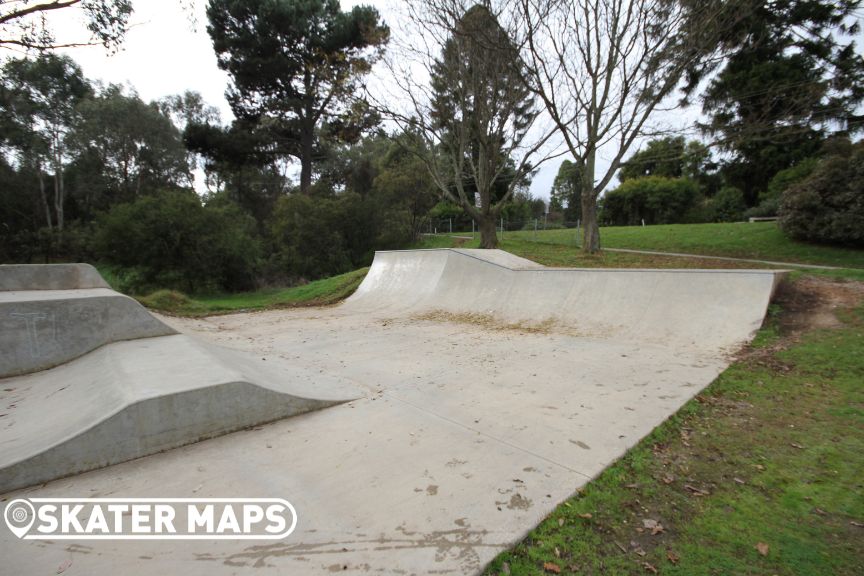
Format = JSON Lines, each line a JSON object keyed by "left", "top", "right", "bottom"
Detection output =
{"left": 0, "top": 288, "right": 177, "bottom": 378}
{"left": 0, "top": 334, "right": 360, "bottom": 493}
{"left": 0, "top": 265, "right": 361, "bottom": 492}
{"left": 346, "top": 248, "right": 785, "bottom": 351}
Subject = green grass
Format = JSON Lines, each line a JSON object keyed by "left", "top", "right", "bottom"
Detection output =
{"left": 484, "top": 294, "right": 864, "bottom": 576}
{"left": 506, "top": 222, "right": 863, "bottom": 269}
{"left": 417, "top": 223, "right": 864, "bottom": 281}
{"left": 136, "top": 267, "right": 368, "bottom": 317}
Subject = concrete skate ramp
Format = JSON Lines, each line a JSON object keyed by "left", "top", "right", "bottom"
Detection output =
{"left": 0, "top": 263, "right": 109, "bottom": 291}
{"left": 0, "top": 288, "right": 176, "bottom": 378}
{"left": 0, "top": 333, "right": 360, "bottom": 492}
{"left": 347, "top": 248, "right": 785, "bottom": 351}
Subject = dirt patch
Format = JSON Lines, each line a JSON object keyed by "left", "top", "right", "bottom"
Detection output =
{"left": 734, "top": 275, "right": 864, "bottom": 369}
{"left": 774, "top": 275, "right": 864, "bottom": 333}
{"left": 412, "top": 309, "right": 560, "bottom": 335}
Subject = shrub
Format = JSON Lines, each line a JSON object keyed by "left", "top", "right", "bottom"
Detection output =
{"left": 602, "top": 176, "right": 700, "bottom": 226}
{"left": 93, "top": 190, "right": 261, "bottom": 293}
{"left": 779, "top": 145, "right": 864, "bottom": 247}
{"left": 709, "top": 186, "right": 748, "bottom": 222}
{"left": 268, "top": 194, "right": 357, "bottom": 282}
{"left": 137, "top": 289, "right": 206, "bottom": 315}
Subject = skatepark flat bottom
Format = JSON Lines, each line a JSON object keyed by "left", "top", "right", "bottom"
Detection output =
{"left": 0, "top": 250, "right": 783, "bottom": 575}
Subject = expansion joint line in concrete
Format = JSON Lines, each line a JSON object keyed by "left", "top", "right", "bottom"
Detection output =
{"left": 381, "top": 391, "right": 594, "bottom": 480}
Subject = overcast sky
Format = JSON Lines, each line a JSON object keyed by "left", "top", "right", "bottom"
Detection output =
{"left": 27, "top": 0, "right": 857, "bottom": 201}
{"left": 39, "top": 0, "right": 573, "bottom": 198}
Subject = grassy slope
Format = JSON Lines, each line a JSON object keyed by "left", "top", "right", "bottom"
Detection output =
{"left": 506, "top": 222, "right": 863, "bottom": 269}
{"left": 483, "top": 298, "right": 864, "bottom": 575}
{"left": 136, "top": 267, "right": 368, "bottom": 316}
{"left": 418, "top": 229, "right": 864, "bottom": 281}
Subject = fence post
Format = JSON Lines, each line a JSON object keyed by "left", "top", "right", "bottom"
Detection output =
{"left": 449, "top": 218, "right": 452, "bottom": 234}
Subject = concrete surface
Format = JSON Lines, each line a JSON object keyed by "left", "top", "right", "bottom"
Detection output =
{"left": 0, "top": 250, "right": 786, "bottom": 575}
{"left": 0, "top": 288, "right": 176, "bottom": 377}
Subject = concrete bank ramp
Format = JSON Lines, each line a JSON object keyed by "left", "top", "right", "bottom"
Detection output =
{"left": 0, "top": 265, "right": 360, "bottom": 492}
{"left": 346, "top": 248, "right": 786, "bottom": 352}
{"left": 0, "top": 334, "right": 359, "bottom": 492}
{"left": 0, "top": 264, "right": 177, "bottom": 377}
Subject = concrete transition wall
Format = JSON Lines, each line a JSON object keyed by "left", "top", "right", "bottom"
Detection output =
{"left": 346, "top": 249, "right": 786, "bottom": 353}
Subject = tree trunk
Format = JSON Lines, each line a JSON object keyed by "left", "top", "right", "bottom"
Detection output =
{"left": 581, "top": 148, "right": 600, "bottom": 253}
{"left": 299, "top": 127, "right": 313, "bottom": 195}
{"left": 54, "top": 147, "right": 65, "bottom": 232}
{"left": 581, "top": 192, "right": 600, "bottom": 253}
{"left": 37, "top": 167, "right": 52, "bottom": 230}
{"left": 478, "top": 215, "right": 498, "bottom": 249}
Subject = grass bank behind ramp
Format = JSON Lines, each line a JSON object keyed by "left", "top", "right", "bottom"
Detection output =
{"left": 484, "top": 277, "right": 864, "bottom": 576}
{"left": 137, "top": 267, "right": 368, "bottom": 317}
{"left": 511, "top": 222, "right": 863, "bottom": 269}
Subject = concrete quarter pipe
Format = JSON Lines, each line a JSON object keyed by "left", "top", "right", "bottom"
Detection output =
{"left": 0, "top": 251, "right": 785, "bottom": 575}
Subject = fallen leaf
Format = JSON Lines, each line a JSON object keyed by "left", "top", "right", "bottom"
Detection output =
{"left": 684, "top": 484, "right": 710, "bottom": 496}
{"left": 578, "top": 512, "right": 593, "bottom": 519}
{"left": 666, "top": 550, "right": 680, "bottom": 564}
{"left": 543, "top": 561, "right": 561, "bottom": 574}
{"left": 554, "top": 546, "right": 561, "bottom": 558}
{"left": 57, "top": 559, "right": 73, "bottom": 574}
{"left": 755, "top": 464, "right": 765, "bottom": 471}
{"left": 652, "top": 524, "right": 665, "bottom": 535}
{"left": 755, "top": 542, "right": 769, "bottom": 556}
{"left": 558, "top": 518, "right": 565, "bottom": 527}
{"left": 733, "top": 477, "right": 746, "bottom": 485}
{"left": 642, "top": 519, "right": 658, "bottom": 530}
{"left": 790, "top": 443, "right": 804, "bottom": 449}
{"left": 661, "top": 475, "right": 675, "bottom": 485}
{"left": 813, "top": 508, "right": 827, "bottom": 516}
{"left": 850, "top": 521, "right": 864, "bottom": 528}
{"left": 614, "top": 541, "right": 628, "bottom": 553}
{"left": 643, "top": 561, "right": 658, "bottom": 574}
{"left": 626, "top": 483, "right": 639, "bottom": 489}
{"left": 634, "top": 547, "right": 647, "bottom": 557}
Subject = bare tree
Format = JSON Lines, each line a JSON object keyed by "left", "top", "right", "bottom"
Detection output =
{"left": 516, "top": 0, "right": 739, "bottom": 252}
{"left": 0, "top": 0, "right": 133, "bottom": 51}
{"left": 378, "top": 0, "right": 556, "bottom": 249}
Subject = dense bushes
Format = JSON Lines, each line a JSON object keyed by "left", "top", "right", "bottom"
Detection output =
{"left": 268, "top": 194, "right": 359, "bottom": 282}
{"left": 708, "top": 186, "right": 747, "bottom": 222}
{"left": 602, "top": 177, "right": 700, "bottom": 226}
{"left": 779, "top": 144, "right": 864, "bottom": 247}
{"left": 93, "top": 190, "right": 261, "bottom": 293}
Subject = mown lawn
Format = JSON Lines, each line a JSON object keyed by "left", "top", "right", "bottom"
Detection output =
{"left": 483, "top": 284, "right": 864, "bottom": 575}
{"left": 504, "top": 222, "right": 863, "bottom": 269}
{"left": 419, "top": 234, "right": 864, "bottom": 280}
{"left": 135, "top": 267, "right": 368, "bottom": 316}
